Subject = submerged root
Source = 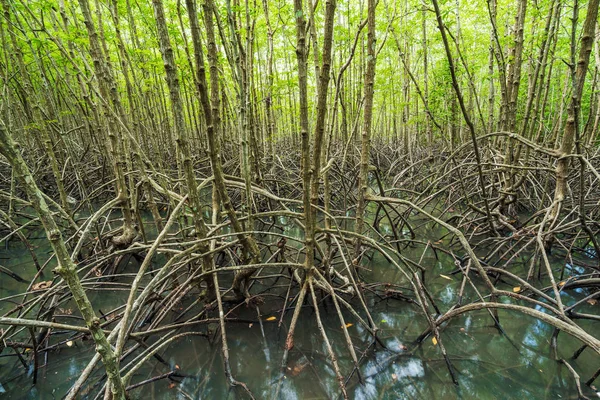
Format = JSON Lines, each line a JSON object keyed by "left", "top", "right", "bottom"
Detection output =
{"left": 0, "top": 141, "right": 599, "bottom": 398}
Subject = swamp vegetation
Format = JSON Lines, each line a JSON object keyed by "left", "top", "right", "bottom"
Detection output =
{"left": 0, "top": 0, "right": 600, "bottom": 398}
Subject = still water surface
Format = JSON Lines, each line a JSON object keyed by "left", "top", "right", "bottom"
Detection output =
{"left": 0, "top": 208, "right": 598, "bottom": 399}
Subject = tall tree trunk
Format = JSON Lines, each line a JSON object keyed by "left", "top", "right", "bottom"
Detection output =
{"left": 294, "top": 0, "right": 312, "bottom": 269}
{"left": 189, "top": 0, "right": 261, "bottom": 299}
{"left": 150, "top": 0, "right": 214, "bottom": 300}
{"left": 308, "top": 0, "right": 336, "bottom": 270}
{"left": 551, "top": 0, "right": 599, "bottom": 218}
{"left": 503, "top": 0, "right": 527, "bottom": 132}
{"left": 354, "top": 0, "right": 376, "bottom": 257}
{"left": 77, "top": 0, "right": 136, "bottom": 247}
{"left": 262, "top": 0, "right": 276, "bottom": 169}
{"left": 423, "top": 5, "right": 432, "bottom": 155}
{"left": 432, "top": 0, "right": 496, "bottom": 234}
{"left": 1, "top": 0, "right": 71, "bottom": 215}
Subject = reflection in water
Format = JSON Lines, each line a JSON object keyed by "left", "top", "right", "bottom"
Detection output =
{"left": 393, "top": 359, "right": 425, "bottom": 379}
{"left": 0, "top": 209, "right": 598, "bottom": 399}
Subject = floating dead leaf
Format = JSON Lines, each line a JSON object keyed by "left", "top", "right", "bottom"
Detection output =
{"left": 32, "top": 281, "right": 52, "bottom": 291}
{"left": 168, "top": 382, "right": 176, "bottom": 389}
{"left": 440, "top": 274, "right": 452, "bottom": 280}
{"left": 391, "top": 373, "right": 398, "bottom": 380}
{"left": 587, "top": 299, "right": 597, "bottom": 306}
{"left": 344, "top": 323, "right": 353, "bottom": 328}
{"left": 558, "top": 281, "right": 566, "bottom": 287}
{"left": 265, "top": 316, "right": 277, "bottom": 321}
{"left": 512, "top": 286, "right": 521, "bottom": 293}
{"left": 432, "top": 337, "right": 438, "bottom": 346}
{"left": 66, "top": 340, "right": 74, "bottom": 347}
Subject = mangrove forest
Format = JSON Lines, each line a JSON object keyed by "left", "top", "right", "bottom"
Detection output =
{"left": 0, "top": 0, "right": 600, "bottom": 398}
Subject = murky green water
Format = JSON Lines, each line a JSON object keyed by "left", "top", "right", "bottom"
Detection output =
{"left": 0, "top": 206, "right": 598, "bottom": 399}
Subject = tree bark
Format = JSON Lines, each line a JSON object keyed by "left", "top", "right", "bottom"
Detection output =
{"left": 551, "top": 0, "right": 599, "bottom": 218}
{"left": 354, "top": 0, "right": 376, "bottom": 257}
{"left": 0, "top": 123, "right": 126, "bottom": 400}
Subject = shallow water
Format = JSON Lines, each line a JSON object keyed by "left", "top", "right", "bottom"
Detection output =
{"left": 0, "top": 206, "right": 598, "bottom": 399}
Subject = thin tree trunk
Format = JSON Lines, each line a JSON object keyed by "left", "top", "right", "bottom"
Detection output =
{"left": 294, "top": 0, "right": 312, "bottom": 269}
{"left": 308, "top": 0, "right": 336, "bottom": 270}
{"left": 150, "top": 0, "right": 214, "bottom": 302}
{"left": 551, "top": 0, "right": 599, "bottom": 218}
{"left": 432, "top": 0, "right": 496, "bottom": 234}
{"left": 76, "top": 0, "right": 135, "bottom": 247}
{"left": 0, "top": 123, "right": 126, "bottom": 400}
{"left": 189, "top": 0, "right": 261, "bottom": 299}
{"left": 261, "top": 0, "right": 276, "bottom": 169}
{"left": 354, "top": 0, "right": 376, "bottom": 257}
